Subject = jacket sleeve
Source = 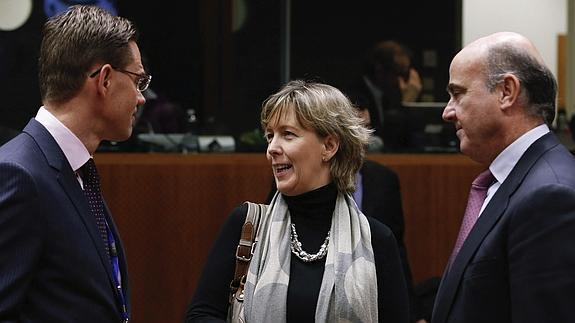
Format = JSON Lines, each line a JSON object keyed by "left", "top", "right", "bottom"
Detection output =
{"left": 0, "top": 162, "right": 43, "bottom": 321}
{"left": 508, "top": 184, "right": 575, "bottom": 322}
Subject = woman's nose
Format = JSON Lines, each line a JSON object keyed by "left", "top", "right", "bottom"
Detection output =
{"left": 266, "top": 137, "right": 281, "bottom": 156}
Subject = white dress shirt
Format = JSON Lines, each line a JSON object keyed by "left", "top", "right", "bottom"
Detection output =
{"left": 479, "top": 124, "right": 550, "bottom": 216}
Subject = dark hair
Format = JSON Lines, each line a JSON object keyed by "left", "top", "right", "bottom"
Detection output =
{"left": 364, "top": 40, "right": 411, "bottom": 80}
{"left": 485, "top": 43, "right": 557, "bottom": 125}
{"left": 39, "top": 5, "right": 138, "bottom": 103}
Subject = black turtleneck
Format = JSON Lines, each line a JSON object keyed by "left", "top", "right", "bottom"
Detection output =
{"left": 283, "top": 183, "right": 336, "bottom": 256}
{"left": 284, "top": 183, "right": 336, "bottom": 322}
{"left": 186, "top": 183, "right": 409, "bottom": 323}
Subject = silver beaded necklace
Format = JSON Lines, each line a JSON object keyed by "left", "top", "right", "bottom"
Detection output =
{"left": 289, "top": 223, "right": 330, "bottom": 262}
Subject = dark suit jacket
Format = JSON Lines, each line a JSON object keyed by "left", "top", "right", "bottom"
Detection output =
{"left": 432, "top": 133, "right": 575, "bottom": 323}
{"left": 0, "top": 119, "right": 129, "bottom": 322}
{"left": 345, "top": 79, "right": 383, "bottom": 134}
{"left": 361, "top": 159, "right": 418, "bottom": 321}
{"left": 345, "top": 79, "right": 409, "bottom": 151}
{"left": 360, "top": 159, "right": 405, "bottom": 246}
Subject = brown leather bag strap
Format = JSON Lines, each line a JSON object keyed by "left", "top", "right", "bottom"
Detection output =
{"left": 229, "top": 202, "right": 267, "bottom": 302}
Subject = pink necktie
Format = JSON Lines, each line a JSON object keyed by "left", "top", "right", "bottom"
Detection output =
{"left": 449, "top": 169, "right": 495, "bottom": 266}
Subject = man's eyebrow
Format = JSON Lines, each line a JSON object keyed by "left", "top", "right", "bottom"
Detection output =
{"left": 446, "top": 83, "right": 465, "bottom": 94}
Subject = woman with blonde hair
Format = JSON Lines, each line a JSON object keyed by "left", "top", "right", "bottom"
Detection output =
{"left": 186, "top": 80, "right": 409, "bottom": 322}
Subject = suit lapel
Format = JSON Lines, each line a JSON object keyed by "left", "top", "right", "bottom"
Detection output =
{"left": 432, "top": 180, "right": 511, "bottom": 322}
{"left": 433, "top": 133, "right": 559, "bottom": 323}
{"left": 57, "top": 168, "right": 119, "bottom": 290}
{"left": 23, "top": 119, "right": 119, "bottom": 294}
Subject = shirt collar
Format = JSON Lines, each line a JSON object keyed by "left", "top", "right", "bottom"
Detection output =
{"left": 35, "top": 106, "right": 91, "bottom": 172}
{"left": 489, "top": 124, "right": 549, "bottom": 184}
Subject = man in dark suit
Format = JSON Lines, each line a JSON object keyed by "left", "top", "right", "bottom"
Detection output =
{"left": 346, "top": 40, "right": 422, "bottom": 151}
{"left": 0, "top": 6, "right": 149, "bottom": 322}
{"left": 432, "top": 31, "right": 575, "bottom": 323}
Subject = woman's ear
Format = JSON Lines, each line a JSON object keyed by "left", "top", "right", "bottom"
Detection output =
{"left": 322, "top": 134, "right": 340, "bottom": 162}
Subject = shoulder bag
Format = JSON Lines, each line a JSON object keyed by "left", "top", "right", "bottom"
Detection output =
{"left": 227, "top": 202, "right": 267, "bottom": 323}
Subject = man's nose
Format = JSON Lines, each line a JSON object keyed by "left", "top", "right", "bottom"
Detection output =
{"left": 443, "top": 102, "right": 456, "bottom": 122}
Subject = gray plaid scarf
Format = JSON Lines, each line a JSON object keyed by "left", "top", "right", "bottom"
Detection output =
{"left": 243, "top": 192, "right": 378, "bottom": 322}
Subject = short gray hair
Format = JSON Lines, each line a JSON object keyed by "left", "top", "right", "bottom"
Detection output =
{"left": 261, "top": 80, "right": 371, "bottom": 194}
{"left": 484, "top": 43, "right": 557, "bottom": 125}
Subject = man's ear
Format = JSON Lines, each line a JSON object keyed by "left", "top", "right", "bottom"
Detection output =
{"left": 95, "top": 64, "right": 114, "bottom": 93}
{"left": 322, "top": 134, "right": 340, "bottom": 162}
{"left": 499, "top": 73, "right": 521, "bottom": 110}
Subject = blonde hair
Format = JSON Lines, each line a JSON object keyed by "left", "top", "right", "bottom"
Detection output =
{"left": 261, "top": 80, "right": 371, "bottom": 194}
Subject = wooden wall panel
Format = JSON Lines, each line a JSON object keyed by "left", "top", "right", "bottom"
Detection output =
{"left": 95, "top": 153, "right": 481, "bottom": 323}
{"left": 96, "top": 153, "right": 272, "bottom": 323}
{"left": 367, "top": 154, "right": 482, "bottom": 283}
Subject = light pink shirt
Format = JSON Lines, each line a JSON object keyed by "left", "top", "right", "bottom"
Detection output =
{"left": 35, "top": 106, "right": 91, "bottom": 186}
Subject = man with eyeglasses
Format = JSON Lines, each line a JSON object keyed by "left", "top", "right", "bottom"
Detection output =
{"left": 0, "top": 5, "right": 150, "bottom": 322}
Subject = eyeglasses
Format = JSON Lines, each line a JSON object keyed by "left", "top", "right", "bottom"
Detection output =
{"left": 89, "top": 66, "right": 152, "bottom": 92}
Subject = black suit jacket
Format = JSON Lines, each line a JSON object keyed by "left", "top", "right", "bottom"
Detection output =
{"left": 345, "top": 79, "right": 409, "bottom": 151}
{"left": 360, "top": 159, "right": 405, "bottom": 245}
{"left": 432, "top": 133, "right": 575, "bottom": 323}
{"left": 0, "top": 119, "right": 129, "bottom": 322}
{"left": 345, "top": 79, "right": 383, "bottom": 134}
{"left": 360, "top": 159, "right": 418, "bottom": 320}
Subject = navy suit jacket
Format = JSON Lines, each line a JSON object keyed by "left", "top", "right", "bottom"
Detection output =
{"left": 432, "top": 133, "right": 575, "bottom": 323}
{"left": 0, "top": 119, "right": 129, "bottom": 322}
